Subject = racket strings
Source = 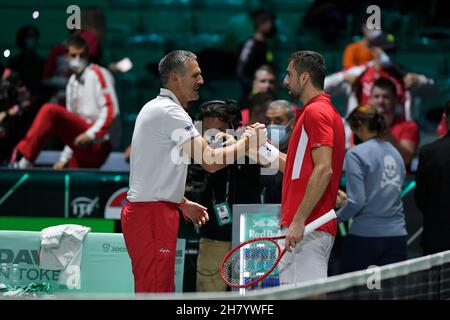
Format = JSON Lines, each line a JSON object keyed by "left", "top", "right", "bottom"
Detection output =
{"left": 222, "top": 240, "right": 280, "bottom": 286}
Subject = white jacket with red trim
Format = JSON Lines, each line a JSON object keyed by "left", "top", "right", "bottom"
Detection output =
{"left": 60, "top": 64, "right": 120, "bottom": 163}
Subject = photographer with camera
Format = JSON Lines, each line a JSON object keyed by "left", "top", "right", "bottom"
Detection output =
{"left": 190, "top": 100, "right": 261, "bottom": 292}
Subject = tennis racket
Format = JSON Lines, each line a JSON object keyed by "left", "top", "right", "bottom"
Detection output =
{"left": 220, "top": 209, "right": 337, "bottom": 289}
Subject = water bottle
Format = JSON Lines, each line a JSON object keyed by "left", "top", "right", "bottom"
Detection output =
{"left": 10, "top": 264, "right": 20, "bottom": 286}
{"left": 0, "top": 263, "right": 8, "bottom": 285}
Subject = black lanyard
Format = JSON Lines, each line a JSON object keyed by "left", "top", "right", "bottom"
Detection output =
{"left": 211, "top": 168, "right": 231, "bottom": 204}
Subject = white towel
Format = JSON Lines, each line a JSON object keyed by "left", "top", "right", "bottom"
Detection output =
{"left": 39, "top": 224, "right": 90, "bottom": 289}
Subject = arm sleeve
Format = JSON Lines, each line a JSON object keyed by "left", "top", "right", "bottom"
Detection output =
{"left": 84, "top": 68, "right": 117, "bottom": 140}
{"left": 337, "top": 151, "right": 366, "bottom": 221}
{"left": 342, "top": 43, "right": 355, "bottom": 69}
{"left": 304, "top": 106, "right": 335, "bottom": 149}
{"left": 324, "top": 71, "right": 349, "bottom": 96}
{"left": 163, "top": 106, "right": 200, "bottom": 147}
{"left": 65, "top": 77, "right": 73, "bottom": 112}
{"left": 59, "top": 145, "right": 73, "bottom": 164}
{"left": 236, "top": 39, "right": 256, "bottom": 87}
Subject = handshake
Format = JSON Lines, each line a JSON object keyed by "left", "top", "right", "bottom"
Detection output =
{"left": 241, "top": 122, "right": 280, "bottom": 167}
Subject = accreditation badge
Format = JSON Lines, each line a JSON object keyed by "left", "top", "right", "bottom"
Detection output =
{"left": 213, "top": 201, "right": 232, "bottom": 226}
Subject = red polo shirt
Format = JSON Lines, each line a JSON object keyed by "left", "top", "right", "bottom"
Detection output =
{"left": 281, "top": 93, "right": 345, "bottom": 236}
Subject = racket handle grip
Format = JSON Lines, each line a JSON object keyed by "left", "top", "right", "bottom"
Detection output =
{"left": 304, "top": 209, "right": 337, "bottom": 236}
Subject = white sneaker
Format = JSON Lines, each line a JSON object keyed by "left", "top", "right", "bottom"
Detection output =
{"left": 10, "top": 157, "right": 33, "bottom": 169}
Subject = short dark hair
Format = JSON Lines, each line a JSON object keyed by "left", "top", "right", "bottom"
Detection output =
{"left": 197, "top": 100, "right": 242, "bottom": 129}
{"left": 288, "top": 51, "right": 326, "bottom": 90}
{"left": 158, "top": 50, "right": 197, "bottom": 87}
{"left": 251, "top": 9, "right": 275, "bottom": 29}
{"left": 372, "top": 77, "right": 397, "bottom": 97}
{"left": 67, "top": 34, "right": 88, "bottom": 51}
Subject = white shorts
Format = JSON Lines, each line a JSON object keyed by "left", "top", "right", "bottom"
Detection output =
{"left": 278, "top": 228, "right": 334, "bottom": 285}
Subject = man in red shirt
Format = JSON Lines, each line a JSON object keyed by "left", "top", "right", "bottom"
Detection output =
{"left": 370, "top": 77, "right": 419, "bottom": 169}
{"left": 252, "top": 51, "right": 345, "bottom": 283}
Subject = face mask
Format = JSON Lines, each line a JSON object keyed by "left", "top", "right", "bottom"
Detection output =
{"left": 267, "top": 124, "right": 288, "bottom": 144}
{"left": 379, "top": 50, "right": 391, "bottom": 67}
{"left": 25, "top": 37, "right": 37, "bottom": 50}
{"left": 68, "top": 57, "right": 88, "bottom": 74}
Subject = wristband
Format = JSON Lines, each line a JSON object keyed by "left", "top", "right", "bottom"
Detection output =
{"left": 258, "top": 142, "right": 280, "bottom": 165}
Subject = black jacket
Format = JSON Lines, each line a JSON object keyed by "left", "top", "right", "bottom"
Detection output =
{"left": 414, "top": 134, "right": 450, "bottom": 252}
{"left": 189, "top": 160, "right": 261, "bottom": 242}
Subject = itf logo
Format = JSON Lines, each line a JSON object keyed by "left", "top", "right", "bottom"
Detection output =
{"left": 71, "top": 197, "right": 99, "bottom": 218}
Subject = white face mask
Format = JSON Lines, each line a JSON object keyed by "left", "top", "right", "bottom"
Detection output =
{"left": 68, "top": 57, "right": 88, "bottom": 74}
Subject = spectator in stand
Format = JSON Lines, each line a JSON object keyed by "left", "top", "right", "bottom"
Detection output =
{"left": 369, "top": 77, "right": 419, "bottom": 169}
{"left": 252, "top": 65, "right": 277, "bottom": 96}
{"left": 261, "top": 100, "right": 295, "bottom": 204}
{"left": 240, "top": 65, "right": 277, "bottom": 124}
{"left": 10, "top": 35, "right": 119, "bottom": 169}
{"left": 325, "top": 32, "right": 435, "bottom": 121}
{"left": 7, "top": 25, "right": 45, "bottom": 105}
{"left": 80, "top": 7, "right": 106, "bottom": 65}
{"left": 0, "top": 69, "right": 36, "bottom": 165}
{"left": 236, "top": 9, "right": 276, "bottom": 99}
{"left": 43, "top": 7, "right": 105, "bottom": 105}
{"left": 342, "top": 24, "right": 381, "bottom": 69}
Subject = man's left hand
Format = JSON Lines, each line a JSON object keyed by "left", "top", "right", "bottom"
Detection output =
{"left": 74, "top": 133, "right": 93, "bottom": 148}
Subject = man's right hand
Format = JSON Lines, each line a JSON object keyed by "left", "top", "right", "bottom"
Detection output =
{"left": 336, "top": 189, "right": 347, "bottom": 208}
{"left": 53, "top": 161, "right": 67, "bottom": 170}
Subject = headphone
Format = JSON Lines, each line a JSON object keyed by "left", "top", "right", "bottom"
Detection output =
{"left": 198, "top": 99, "right": 242, "bottom": 130}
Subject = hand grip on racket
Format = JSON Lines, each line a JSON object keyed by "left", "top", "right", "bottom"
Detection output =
{"left": 220, "top": 209, "right": 337, "bottom": 289}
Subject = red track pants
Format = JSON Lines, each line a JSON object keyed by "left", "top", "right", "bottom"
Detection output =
{"left": 121, "top": 200, "right": 180, "bottom": 293}
{"left": 16, "top": 103, "right": 111, "bottom": 168}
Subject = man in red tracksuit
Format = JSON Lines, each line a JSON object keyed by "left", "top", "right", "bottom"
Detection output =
{"left": 11, "top": 34, "right": 119, "bottom": 169}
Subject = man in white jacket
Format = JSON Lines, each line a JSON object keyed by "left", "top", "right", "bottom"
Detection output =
{"left": 11, "top": 34, "right": 119, "bottom": 169}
